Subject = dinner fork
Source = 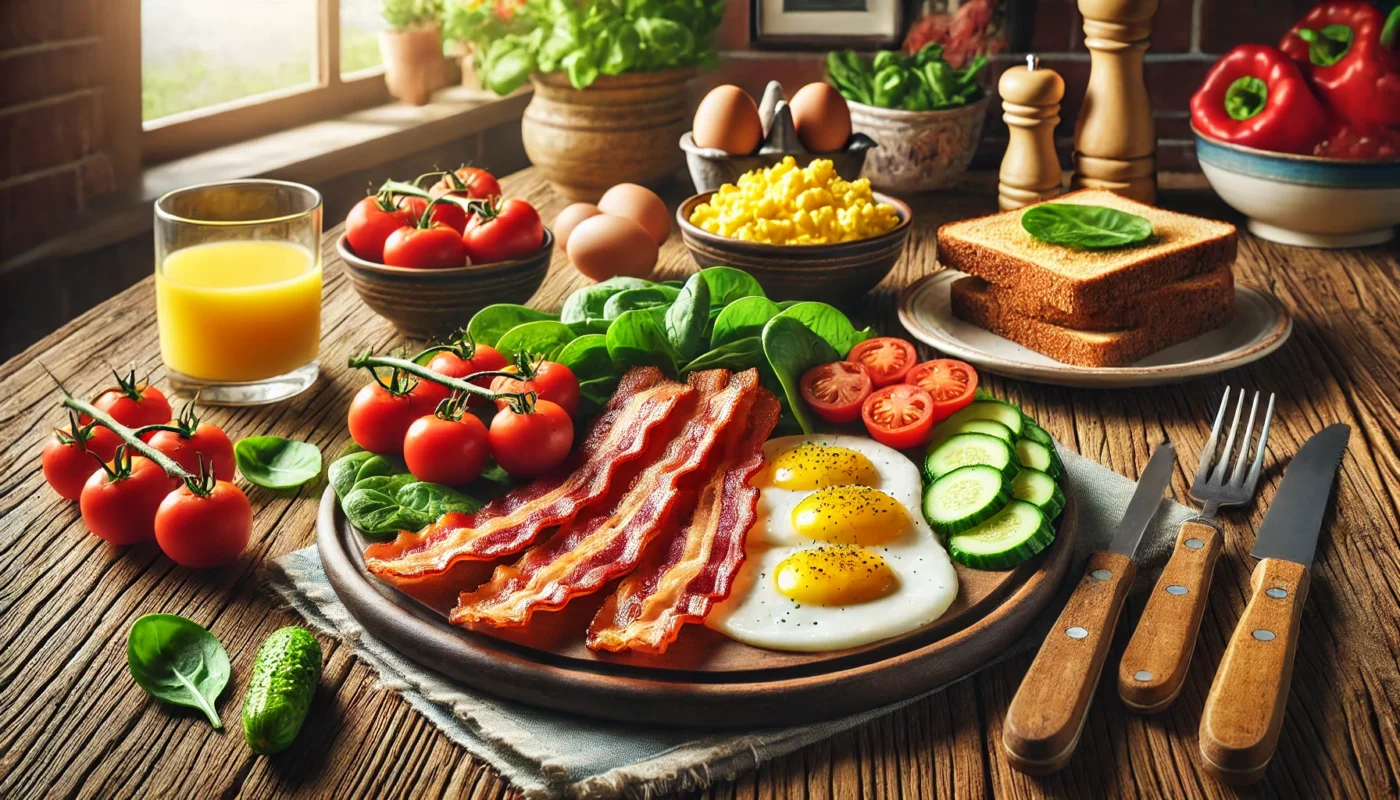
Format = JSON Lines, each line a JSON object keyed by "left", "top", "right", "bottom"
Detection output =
{"left": 1117, "top": 387, "right": 1275, "bottom": 714}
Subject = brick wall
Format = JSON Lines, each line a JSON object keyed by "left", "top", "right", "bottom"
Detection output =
{"left": 702, "top": 0, "right": 1325, "bottom": 172}
{"left": 0, "top": 1, "right": 120, "bottom": 258}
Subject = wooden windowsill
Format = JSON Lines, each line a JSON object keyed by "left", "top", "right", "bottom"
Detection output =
{"left": 3, "top": 85, "right": 530, "bottom": 271}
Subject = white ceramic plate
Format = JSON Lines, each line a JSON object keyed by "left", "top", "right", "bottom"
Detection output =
{"left": 896, "top": 271, "right": 1293, "bottom": 388}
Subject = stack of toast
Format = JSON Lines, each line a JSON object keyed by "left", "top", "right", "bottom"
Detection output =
{"left": 936, "top": 189, "right": 1238, "bottom": 367}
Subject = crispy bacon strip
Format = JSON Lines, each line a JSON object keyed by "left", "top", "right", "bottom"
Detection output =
{"left": 450, "top": 369, "right": 760, "bottom": 627}
{"left": 587, "top": 387, "right": 780, "bottom": 654}
{"left": 363, "top": 367, "right": 692, "bottom": 581}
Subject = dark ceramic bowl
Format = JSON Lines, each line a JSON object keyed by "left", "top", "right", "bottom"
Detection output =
{"left": 338, "top": 230, "right": 552, "bottom": 340}
{"left": 676, "top": 191, "right": 913, "bottom": 304}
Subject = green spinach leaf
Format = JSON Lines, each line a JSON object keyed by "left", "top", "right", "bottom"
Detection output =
{"left": 762, "top": 316, "right": 840, "bottom": 435}
{"left": 663, "top": 272, "right": 711, "bottom": 363}
{"left": 396, "top": 482, "right": 482, "bottom": 518}
{"left": 603, "top": 286, "right": 679, "bottom": 320}
{"left": 127, "top": 614, "right": 231, "bottom": 729}
{"left": 495, "top": 320, "right": 577, "bottom": 361}
{"left": 353, "top": 474, "right": 418, "bottom": 497}
{"left": 329, "top": 451, "right": 375, "bottom": 499}
{"left": 607, "top": 308, "right": 678, "bottom": 376}
{"left": 467, "top": 304, "right": 560, "bottom": 347}
{"left": 680, "top": 336, "right": 765, "bottom": 375}
{"left": 234, "top": 437, "right": 322, "bottom": 489}
{"left": 1020, "top": 203, "right": 1154, "bottom": 249}
{"left": 711, "top": 296, "right": 782, "bottom": 349}
{"left": 697, "top": 267, "right": 765, "bottom": 314}
{"left": 342, "top": 488, "right": 434, "bottom": 538}
{"left": 560, "top": 277, "right": 654, "bottom": 323}
{"left": 556, "top": 334, "right": 619, "bottom": 409}
{"left": 773, "top": 302, "right": 872, "bottom": 357}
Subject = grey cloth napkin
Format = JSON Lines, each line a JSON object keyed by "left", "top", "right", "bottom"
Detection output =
{"left": 266, "top": 446, "right": 1194, "bottom": 799}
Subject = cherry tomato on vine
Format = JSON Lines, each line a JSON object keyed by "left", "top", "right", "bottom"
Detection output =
{"left": 42, "top": 422, "right": 123, "bottom": 501}
{"left": 91, "top": 370, "right": 172, "bottom": 428}
{"left": 489, "top": 360, "right": 580, "bottom": 417}
{"left": 861, "top": 384, "right": 936, "bottom": 450}
{"left": 904, "top": 359, "right": 978, "bottom": 422}
{"left": 799, "top": 361, "right": 872, "bottom": 424}
{"left": 154, "top": 474, "right": 252, "bottom": 568}
{"left": 345, "top": 194, "right": 412, "bottom": 262}
{"left": 148, "top": 423, "right": 236, "bottom": 481}
{"left": 348, "top": 379, "right": 424, "bottom": 454}
{"left": 488, "top": 399, "right": 574, "bottom": 478}
{"left": 429, "top": 166, "right": 502, "bottom": 201}
{"left": 847, "top": 337, "right": 919, "bottom": 388}
{"left": 462, "top": 198, "right": 544, "bottom": 263}
{"left": 79, "top": 452, "right": 176, "bottom": 546}
{"left": 404, "top": 413, "right": 490, "bottom": 486}
{"left": 397, "top": 194, "right": 469, "bottom": 235}
{"left": 426, "top": 342, "right": 508, "bottom": 407}
{"left": 383, "top": 221, "right": 468, "bottom": 269}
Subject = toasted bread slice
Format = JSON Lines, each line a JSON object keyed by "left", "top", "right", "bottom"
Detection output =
{"left": 984, "top": 265, "right": 1234, "bottom": 331}
{"left": 950, "top": 276, "right": 1236, "bottom": 368}
{"left": 937, "top": 189, "right": 1237, "bottom": 315}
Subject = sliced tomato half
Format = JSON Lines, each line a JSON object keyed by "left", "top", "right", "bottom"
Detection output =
{"left": 905, "top": 359, "right": 979, "bottom": 421}
{"left": 847, "top": 337, "right": 919, "bottom": 387}
{"left": 800, "top": 361, "right": 873, "bottom": 424}
{"left": 861, "top": 384, "right": 936, "bottom": 450}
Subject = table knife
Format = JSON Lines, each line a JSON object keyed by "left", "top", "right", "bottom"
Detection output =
{"left": 1002, "top": 442, "right": 1176, "bottom": 775}
{"left": 1198, "top": 423, "right": 1350, "bottom": 785}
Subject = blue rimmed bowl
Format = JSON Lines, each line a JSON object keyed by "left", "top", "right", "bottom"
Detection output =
{"left": 1193, "top": 126, "right": 1400, "bottom": 248}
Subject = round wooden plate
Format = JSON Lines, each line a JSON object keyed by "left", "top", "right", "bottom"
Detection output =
{"left": 317, "top": 485, "right": 1078, "bottom": 728}
{"left": 897, "top": 271, "right": 1293, "bottom": 388}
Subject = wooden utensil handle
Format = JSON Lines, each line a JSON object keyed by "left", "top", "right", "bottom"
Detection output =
{"left": 1003, "top": 551, "right": 1136, "bottom": 775}
{"left": 1199, "top": 558, "right": 1310, "bottom": 785}
{"left": 1117, "top": 519, "right": 1223, "bottom": 713}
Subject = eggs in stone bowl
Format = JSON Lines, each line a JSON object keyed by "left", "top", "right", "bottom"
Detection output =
{"left": 707, "top": 435, "right": 958, "bottom": 652}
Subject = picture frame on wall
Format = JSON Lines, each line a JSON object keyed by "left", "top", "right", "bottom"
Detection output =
{"left": 752, "top": 0, "right": 904, "bottom": 49}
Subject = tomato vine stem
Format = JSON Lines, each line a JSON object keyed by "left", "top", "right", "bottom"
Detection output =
{"left": 347, "top": 353, "right": 526, "bottom": 404}
{"left": 58, "top": 393, "right": 193, "bottom": 480}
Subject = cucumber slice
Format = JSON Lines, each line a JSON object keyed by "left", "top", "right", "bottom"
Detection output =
{"left": 1023, "top": 423, "right": 1053, "bottom": 447}
{"left": 1015, "top": 439, "right": 1063, "bottom": 479}
{"left": 1011, "top": 468, "right": 1065, "bottom": 519}
{"left": 922, "top": 465, "right": 1013, "bottom": 536}
{"left": 930, "top": 418, "right": 1015, "bottom": 447}
{"left": 937, "top": 400, "right": 1025, "bottom": 439}
{"left": 949, "top": 500, "right": 1055, "bottom": 570}
{"left": 924, "top": 433, "right": 1017, "bottom": 481}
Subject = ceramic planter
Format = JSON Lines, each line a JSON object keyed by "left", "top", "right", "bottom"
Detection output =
{"left": 379, "top": 25, "right": 449, "bottom": 106}
{"left": 850, "top": 96, "right": 990, "bottom": 193}
{"left": 521, "top": 67, "right": 695, "bottom": 202}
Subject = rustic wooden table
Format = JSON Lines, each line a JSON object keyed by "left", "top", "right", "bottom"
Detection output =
{"left": 2, "top": 168, "right": 1397, "bottom": 799}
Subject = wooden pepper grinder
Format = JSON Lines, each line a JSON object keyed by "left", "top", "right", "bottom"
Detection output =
{"left": 998, "top": 55, "right": 1065, "bottom": 211}
{"left": 1071, "top": 0, "right": 1158, "bottom": 204}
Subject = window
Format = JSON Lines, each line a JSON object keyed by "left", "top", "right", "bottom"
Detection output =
{"left": 141, "top": 0, "right": 402, "bottom": 164}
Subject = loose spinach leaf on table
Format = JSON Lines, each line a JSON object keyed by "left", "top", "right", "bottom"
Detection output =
{"left": 607, "top": 308, "right": 679, "bottom": 376}
{"left": 762, "top": 316, "right": 840, "bottom": 435}
{"left": 711, "top": 296, "right": 782, "bottom": 349}
{"left": 773, "top": 302, "right": 873, "bottom": 358}
{"left": 127, "top": 614, "right": 231, "bottom": 730}
{"left": 603, "top": 286, "right": 680, "bottom": 320}
{"left": 466, "top": 304, "right": 560, "bottom": 347}
{"left": 560, "top": 277, "right": 655, "bottom": 324}
{"left": 1020, "top": 203, "right": 1154, "bottom": 249}
{"left": 234, "top": 437, "right": 322, "bottom": 489}
{"left": 663, "top": 272, "right": 711, "bottom": 364}
{"left": 494, "top": 320, "right": 577, "bottom": 361}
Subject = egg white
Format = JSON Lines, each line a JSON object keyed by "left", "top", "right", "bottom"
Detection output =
{"left": 706, "top": 434, "right": 959, "bottom": 652}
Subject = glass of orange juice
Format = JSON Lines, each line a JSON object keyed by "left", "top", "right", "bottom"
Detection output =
{"left": 155, "top": 180, "right": 322, "bottom": 405}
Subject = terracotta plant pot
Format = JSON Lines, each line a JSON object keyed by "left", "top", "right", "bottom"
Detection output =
{"left": 379, "top": 25, "right": 449, "bottom": 106}
{"left": 521, "top": 67, "right": 695, "bottom": 202}
{"left": 850, "top": 96, "right": 990, "bottom": 193}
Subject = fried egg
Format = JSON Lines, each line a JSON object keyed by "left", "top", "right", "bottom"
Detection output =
{"left": 706, "top": 434, "right": 958, "bottom": 651}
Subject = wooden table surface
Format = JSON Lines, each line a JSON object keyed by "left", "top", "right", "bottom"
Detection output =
{"left": 2, "top": 168, "right": 1398, "bottom": 800}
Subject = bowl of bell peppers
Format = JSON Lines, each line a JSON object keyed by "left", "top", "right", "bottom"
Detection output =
{"left": 1190, "top": 1, "right": 1400, "bottom": 248}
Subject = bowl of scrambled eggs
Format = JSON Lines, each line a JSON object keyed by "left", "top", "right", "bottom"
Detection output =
{"left": 677, "top": 157, "right": 913, "bottom": 303}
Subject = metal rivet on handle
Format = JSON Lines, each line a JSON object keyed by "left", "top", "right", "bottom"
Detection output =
{"left": 1066, "top": 626, "right": 1089, "bottom": 639}
{"left": 1134, "top": 670, "right": 1153, "bottom": 681}
{"left": 1252, "top": 629, "right": 1276, "bottom": 642}
{"left": 1266, "top": 588, "right": 1288, "bottom": 599}
{"left": 1184, "top": 538, "right": 1205, "bottom": 550}
{"left": 1166, "top": 585, "right": 1189, "bottom": 596}
{"left": 1090, "top": 569, "right": 1112, "bottom": 581}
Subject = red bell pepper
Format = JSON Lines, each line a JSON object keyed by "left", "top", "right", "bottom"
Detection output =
{"left": 1191, "top": 45, "right": 1330, "bottom": 154}
{"left": 1280, "top": 1, "right": 1400, "bottom": 130}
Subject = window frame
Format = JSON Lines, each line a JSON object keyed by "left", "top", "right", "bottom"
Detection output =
{"left": 141, "top": 0, "right": 410, "bottom": 164}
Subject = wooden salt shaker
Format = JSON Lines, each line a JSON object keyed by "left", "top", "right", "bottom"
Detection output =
{"left": 999, "top": 55, "right": 1065, "bottom": 211}
{"left": 1071, "top": 0, "right": 1158, "bottom": 204}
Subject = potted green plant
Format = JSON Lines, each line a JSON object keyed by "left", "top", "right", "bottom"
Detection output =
{"left": 380, "top": 0, "right": 449, "bottom": 105}
{"left": 447, "top": 0, "right": 725, "bottom": 201}
{"left": 443, "top": 0, "right": 528, "bottom": 95}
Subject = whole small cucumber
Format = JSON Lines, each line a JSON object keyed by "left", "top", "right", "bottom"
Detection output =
{"left": 242, "top": 627, "right": 322, "bottom": 755}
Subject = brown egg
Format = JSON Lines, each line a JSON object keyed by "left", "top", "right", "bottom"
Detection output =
{"left": 597, "top": 183, "right": 670, "bottom": 246}
{"left": 790, "top": 82, "right": 852, "bottom": 154}
{"left": 552, "top": 202, "right": 601, "bottom": 251}
{"left": 566, "top": 215, "right": 658, "bottom": 282}
{"left": 692, "top": 85, "right": 763, "bottom": 155}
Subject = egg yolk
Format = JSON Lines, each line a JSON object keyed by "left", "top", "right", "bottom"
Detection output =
{"left": 774, "top": 545, "right": 898, "bottom": 606}
{"left": 765, "top": 443, "right": 879, "bottom": 490}
{"left": 792, "top": 485, "right": 909, "bottom": 545}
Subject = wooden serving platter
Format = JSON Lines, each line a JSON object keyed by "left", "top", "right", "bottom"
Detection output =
{"left": 317, "top": 486, "right": 1078, "bottom": 728}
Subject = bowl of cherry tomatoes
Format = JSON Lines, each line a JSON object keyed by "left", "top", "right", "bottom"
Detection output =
{"left": 338, "top": 167, "right": 554, "bottom": 339}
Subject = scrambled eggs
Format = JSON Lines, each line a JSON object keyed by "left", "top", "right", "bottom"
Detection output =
{"left": 688, "top": 157, "right": 900, "bottom": 245}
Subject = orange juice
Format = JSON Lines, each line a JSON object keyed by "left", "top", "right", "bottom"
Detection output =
{"left": 156, "top": 240, "right": 321, "bottom": 382}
